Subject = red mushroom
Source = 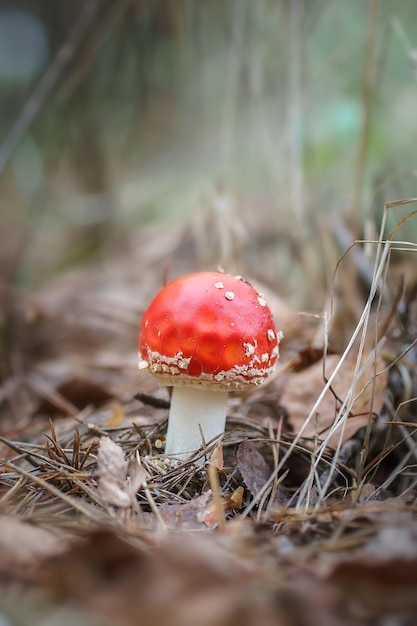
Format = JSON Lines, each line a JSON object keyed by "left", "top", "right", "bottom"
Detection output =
{"left": 139, "top": 272, "right": 281, "bottom": 461}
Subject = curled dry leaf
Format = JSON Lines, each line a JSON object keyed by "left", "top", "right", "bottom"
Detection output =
{"left": 279, "top": 352, "right": 388, "bottom": 448}
{"left": 96, "top": 437, "right": 147, "bottom": 508}
{"left": 126, "top": 455, "right": 149, "bottom": 499}
{"left": 206, "top": 437, "right": 224, "bottom": 471}
{"left": 198, "top": 487, "right": 244, "bottom": 529}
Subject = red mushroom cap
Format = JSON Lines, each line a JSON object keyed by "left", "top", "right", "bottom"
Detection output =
{"left": 139, "top": 272, "right": 280, "bottom": 391}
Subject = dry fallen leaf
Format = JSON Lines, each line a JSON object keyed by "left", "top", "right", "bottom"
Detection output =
{"left": 105, "top": 402, "right": 126, "bottom": 427}
{"left": 41, "top": 528, "right": 282, "bottom": 626}
{"left": 159, "top": 492, "right": 213, "bottom": 529}
{"left": 325, "top": 554, "right": 417, "bottom": 616}
{"left": 279, "top": 352, "right": 388, "bottom": 448}
{"left": 96, "top": 437, "right": 146, "bottom": 508}
{"left": 198, "top": 487, "right": 245, "bottom": 529}
{"left": 158, "top": 486, "right": 244, "bottom": 531}
{"left": 0, "top": 515, "right": 65, "bottom": 580}
{"left": 207, "top": 437, "right": 224, "bottom": 471}
{"left": 237, "top": 441, "right": 271, "bottom": 497}
{"left": 37, "top": 377, "right": 113, "bottom": 415}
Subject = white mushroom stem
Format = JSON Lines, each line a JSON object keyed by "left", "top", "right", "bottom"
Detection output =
{"left": 164, "top": 386, "right": 228, "bottom": 462}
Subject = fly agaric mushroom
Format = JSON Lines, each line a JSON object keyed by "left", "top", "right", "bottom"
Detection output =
{"left": 138, "top": 272, "right": 281, "bottom": 460}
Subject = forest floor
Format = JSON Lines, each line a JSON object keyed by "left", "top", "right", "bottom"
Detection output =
{"left": 1, "top": 203, "right": 417, "bottom": 626}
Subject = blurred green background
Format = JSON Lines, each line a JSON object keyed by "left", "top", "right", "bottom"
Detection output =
{"left": 1, "top": 0, "right": 417, "bottom": 293}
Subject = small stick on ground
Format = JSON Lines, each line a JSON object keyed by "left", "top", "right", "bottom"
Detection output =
{"left": 207, "top": 464, "right": 226, "bottom": 530}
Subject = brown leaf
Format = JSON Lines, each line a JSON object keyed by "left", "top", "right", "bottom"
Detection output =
{"left": 198, "top": 487, "right": 245, "bottom": 529}
{"left": 206, "top": 437, "right": 224, "bottom": 471}
{"left": 96, "top": 437, "right": 146, "bottom": 508}
{"left": 237, "top": 441, "right": 271, "bottom": 496}
{"left": 36, "top": 376, "right": 113, "bottom": 416}
{"left": 158, "top": 487, "right": 244, "bottom": 530}
{"left": 105, "top": 403, "right": 126, "bottom": 427}
{"left": 326, "top": 554, "right": 417, "bottom": 616}
{"left": 126, "top": 455, "right": 149, "bottom": 499}
{"left": 0, "top": 515, "right": 65, "bottom": 580}
{"left": 159, "top": 492, "right": 213, "bottom": 529}
{"left": 289, "top": 346, "right": 325, "bottom": 372}
{"left": 279, "top": 352, "right": 388, "bottom": 448}
{"left": 41, "top": 528, "right": 279, "bottom": 626}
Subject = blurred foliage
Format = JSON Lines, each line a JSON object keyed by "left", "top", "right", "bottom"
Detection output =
{"left": 1, "top": 0, "right": 417, "bottom": 287}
